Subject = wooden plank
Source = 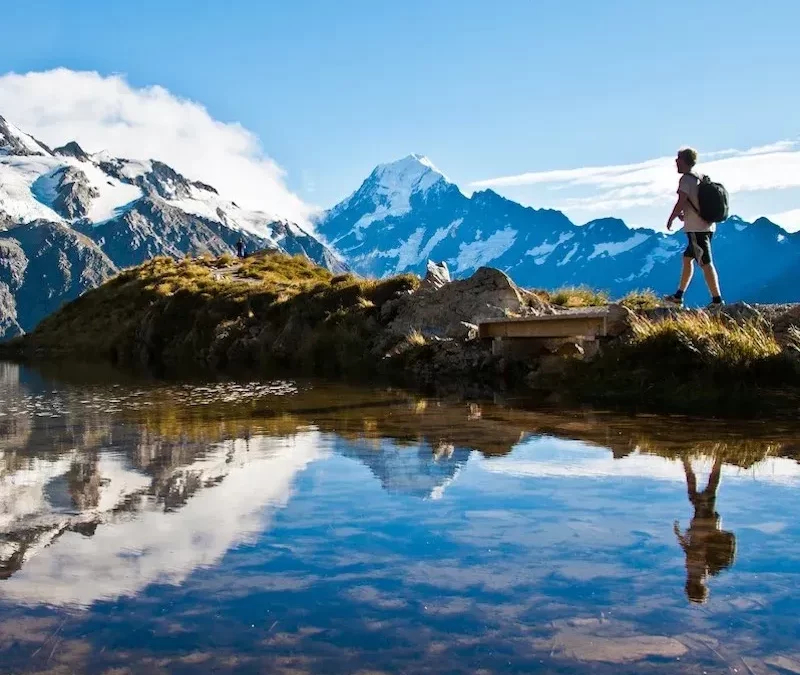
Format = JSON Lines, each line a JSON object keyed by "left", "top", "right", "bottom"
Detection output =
{"left": 479, "top": 310, "right": 608, "bottom": 325}
{"left": 478, "top": 315, "right": 607, "bottom": 339}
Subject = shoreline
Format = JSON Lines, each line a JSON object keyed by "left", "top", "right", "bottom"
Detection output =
{"left": 1, "top": 253, "right": 798, "bottom": 419}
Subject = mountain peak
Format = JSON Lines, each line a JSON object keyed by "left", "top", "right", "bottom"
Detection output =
{"left": 0, "top": 114, "right": 52, "bottom": 157}
{"left": 54, "top": 141, "right": 90, "bottom": 162}
{"left": 369, "top": 153, "right": 449, "bottom": 191}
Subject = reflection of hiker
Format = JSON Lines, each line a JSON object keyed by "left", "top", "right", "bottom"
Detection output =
{"left": 664, "top": 147, "right": 726, "bottom": 308}
{"left": 673, "top": 456, "right": 736, "bottom": 603}
{"left": 235, "top": 238, "right": 245, "bottom": 258}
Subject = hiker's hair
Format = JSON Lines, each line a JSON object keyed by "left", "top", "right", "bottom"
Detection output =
{"left": 678, "top": 147, "right": 698, "bottom": 168}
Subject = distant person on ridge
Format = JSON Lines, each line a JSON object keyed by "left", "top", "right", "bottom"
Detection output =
{"left": 664, "top": 147, "right": 725, "bottom": 308}
{"left": 235, "top": 238, "right": 245, "bottom": 259}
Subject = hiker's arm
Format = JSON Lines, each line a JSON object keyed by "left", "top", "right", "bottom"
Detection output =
{"left": 667, "top": 193, "right": 689, "bottom": 231}
{"left": 674, "top": 521, "right": 689, "bottom": 550}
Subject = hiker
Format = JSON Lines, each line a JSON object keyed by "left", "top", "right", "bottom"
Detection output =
{"left": 673, "top": 455, "right": 736, "bottom": 603}
{"left": 664, "top": 147, "right": 725, "bottom": 308}
{"left": 235, "top": 238, "right": 245, "bottom": 259}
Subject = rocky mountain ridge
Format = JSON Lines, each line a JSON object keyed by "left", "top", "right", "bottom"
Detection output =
{"left": 316, "top": 155, "right": 800, "bottom": 306}
{"left": 0, "top": 114, "right": 343, "bottom": 339}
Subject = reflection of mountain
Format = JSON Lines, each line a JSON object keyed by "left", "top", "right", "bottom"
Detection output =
{"left": 0, "top": 432, "right": 325, "bottom": 606}
{"left": 337, "top": 439, "right": 471, "bottom": 500}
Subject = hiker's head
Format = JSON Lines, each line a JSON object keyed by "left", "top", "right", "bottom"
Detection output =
{"left": 676, "top": 147, "right": 698, "bottom": 174}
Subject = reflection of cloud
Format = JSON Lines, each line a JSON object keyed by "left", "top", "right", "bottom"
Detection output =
{"left": 533, "top": 618, "right": 688, "bottom": 664}
{"left": 1, "top": 433, "right": 326, "bottom": 607}
{"left": 482, "top": 438, "right": 800, "bottom": 485}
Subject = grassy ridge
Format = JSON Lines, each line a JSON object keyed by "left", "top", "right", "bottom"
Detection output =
{"left": 16, "top": 253, "right": 419, "bottom": 376}
{"left": 562, "top": 311, "right": 800, "bottom": 414}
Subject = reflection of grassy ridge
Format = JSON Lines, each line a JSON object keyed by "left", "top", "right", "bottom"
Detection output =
{"left": 106, "top": 386, "right": 800, "bottom": 468}
{"left": 636, "top": 439, "right": 791, "bottom": 469}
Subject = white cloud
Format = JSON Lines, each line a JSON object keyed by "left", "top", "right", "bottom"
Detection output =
{"left": 0, "top": 69, "right": 313, "bottom": 223}
{"left": 471, "top": 140, "right": 800, "bottom": 231}
{"left": 767, "top": 207, "right": 800, "bottom": 229}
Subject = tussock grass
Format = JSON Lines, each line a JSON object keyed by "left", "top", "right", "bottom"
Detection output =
{"left": 19, "top": 252, "right": 420, "bottom": 377}
{"left": 619, "top": 289, "right": 660, "bottom": 311}
{"left": 405, "top": 329, "right": 426, "bottom": 347}
{"left": 563, "top": 311, "right": 800, "bottom": 415}
{"left": 535, "top": 286, "right": 609, "bottom": 308}
{"left": 629, "top": 313, "right": 782, "bottom": 367}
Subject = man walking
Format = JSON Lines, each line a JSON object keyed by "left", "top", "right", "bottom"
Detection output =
{"left": 664, "top": 147, "right": 724, "bottom": 307}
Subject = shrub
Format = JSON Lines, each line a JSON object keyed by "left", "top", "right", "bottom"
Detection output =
{"left": 547, "top": 286, "right": 609, "bottom": 308}
{"left": 619, "top": 289, "right": 660, "bottom": 311}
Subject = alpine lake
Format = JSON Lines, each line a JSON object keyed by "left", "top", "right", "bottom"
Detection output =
{"left": 1, "top": 361, "right": 799, "bottom": 674}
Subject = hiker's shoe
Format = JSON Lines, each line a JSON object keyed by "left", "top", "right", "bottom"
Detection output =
{"left": 707, "top": 299, "right": 725, "bottom": 312}
{"left": 662, "top": 293, "right": 684, "bottom": 307}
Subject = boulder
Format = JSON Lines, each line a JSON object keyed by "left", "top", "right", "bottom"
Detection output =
{"left": 720, "top": 301, "right": 762, "bottom": 323}
{"left": 773, "top": 305, "right": 800, "bottom": 345}
{"left": 605, "top": 303, "right": 635, "bottom": 338}
{"left": 421, "top": 260, "right": 451, "bottom": 290}
{"left": 388, "top": 266, "right": 549, "bottom": 340}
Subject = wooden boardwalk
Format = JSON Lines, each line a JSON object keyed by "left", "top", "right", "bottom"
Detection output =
{"left": 477, "top": 309, "right": 611, "bottom": 340}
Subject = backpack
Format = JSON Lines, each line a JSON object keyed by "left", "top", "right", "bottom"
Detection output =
{"left": 690, "top": 173, "right": 729, "bottom": 224}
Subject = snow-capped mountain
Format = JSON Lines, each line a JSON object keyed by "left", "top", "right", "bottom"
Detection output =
{"left": 0, "top": 114, "right": 343, "bottom": 338}
{"left": 317, "top": 155, "right": 800, "bottom": 304}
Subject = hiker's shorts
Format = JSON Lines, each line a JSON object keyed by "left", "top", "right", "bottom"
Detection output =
{"left": 683, "top": 232, "right": 714, "bottom": 266}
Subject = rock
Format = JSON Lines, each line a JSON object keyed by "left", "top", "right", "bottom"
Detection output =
{"left": 554, "top": 341, "right": 584, "bottom": 357}
{"left": 53, "top": 141, "right": 91, "bottom": 162}
{"left": 605, "top": 303, "right": 635, "bottom": 338}
{"left": 421, "top": 260, "right": 451, "bottom": 290}
{"left": 459, "top": 322, "right": 479, "bottom": 341}
{"left": 537, "top": 354, "right": 571, "bottom": 377}
{"left": 389, "top": 266, "right": 548, "bottom": 340}
{"left": 773, "top": 305, "right": 800, "bottom": 345}
{"left": 720, "top": 301, "right": 762, "bottom": 323}
{"left": 49, "top": 167, "right": 100, "bottom": 220}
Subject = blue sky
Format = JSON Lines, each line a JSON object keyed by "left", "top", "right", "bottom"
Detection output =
{"left": 1, "top": 0, "right": 799, "bottom": 228}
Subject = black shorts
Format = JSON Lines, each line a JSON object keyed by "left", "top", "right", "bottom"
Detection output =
{"left": 683, "top": 232, "right": 714, "bottom": 266}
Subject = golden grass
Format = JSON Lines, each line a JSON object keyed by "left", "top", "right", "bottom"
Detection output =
{"left": 535, "top": 286, "right": 610, "bottom": 308}
{"left": 20, "top": 252, "right": 420, "bottom": 375}
{"left": 629, "top": 312, "right": 782, "bottom": 367}
{"left": 561, "top": 310, "right": 800, "bottom": 415}
{"left": 619, "top": 289, "right": 661, "bottom": 311}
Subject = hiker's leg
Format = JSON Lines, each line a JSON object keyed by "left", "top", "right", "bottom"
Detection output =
{"left": 679, "top": 256, "right": 694, "bottom": 292}
{"left": 701, "top": 263, "right": 721, "bottom": 299}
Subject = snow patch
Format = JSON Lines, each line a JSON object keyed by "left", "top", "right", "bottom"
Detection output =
{"left": 557, "top": 243, "right": 580, "bottom": 267}
{"left": 0, "top": 119, "right": 50, "bottom": 156}
{"left": 376, "top": 219, "right": 464, "bottom": 273}
{"left": 167, "top": 189, "right": 281, "bottom": 243}
{"left": 588, "top": 233, "right": 648, "bottom": 260}
{"left": 526, "top": 232, "right": 574, "bottom": 261}
{"left": 777, "top": 233, "right": 786, "bottom": 243}
{"left": 453, "top": 226, "right": 517, "bottom": 272}
{"left": 0, "top": 156, "right": 65, "bottom": 223}
{"left": 418, "top": 219, "right": 461, "bottom": 263}
{"left": 639, "top": 238, "right": 682, "bottom": 275}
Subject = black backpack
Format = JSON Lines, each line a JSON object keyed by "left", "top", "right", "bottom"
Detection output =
{"left": 690, "top": 173, "right": 729, "bottom": 224}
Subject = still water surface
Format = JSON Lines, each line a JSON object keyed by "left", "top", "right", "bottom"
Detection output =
{"left": 1, "top": 361, "right": 799, "bottom": 674}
